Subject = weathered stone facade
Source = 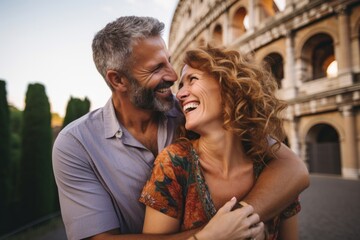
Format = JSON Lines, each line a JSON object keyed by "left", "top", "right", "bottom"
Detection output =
{"left": 169, "top": 0, "right": 360, "bottom": 178}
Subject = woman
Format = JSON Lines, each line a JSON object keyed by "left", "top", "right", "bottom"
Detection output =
{"left": 139, "top": 45, "right": 300, "bottom": 240}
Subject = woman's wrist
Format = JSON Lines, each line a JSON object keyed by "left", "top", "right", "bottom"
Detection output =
{"left": 193, "top": 228, "right": 212, "bottom": 240}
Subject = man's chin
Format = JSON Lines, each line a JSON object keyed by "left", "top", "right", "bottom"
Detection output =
{"left": 154, "top": 98, "right": 174, "bottom": 112}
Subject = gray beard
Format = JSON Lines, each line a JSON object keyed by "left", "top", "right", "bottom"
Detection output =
{"left": 127, "top": 75, "right": 174, "bottom": 112}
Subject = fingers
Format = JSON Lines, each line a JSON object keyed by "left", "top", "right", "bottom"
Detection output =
{"left": 247, "top": 211, "right": 260, "bottom": 226}
{"left": 250, "top": 222, "right": 265, "bottom": 239}
{"left": 217, "top": 196, "right": 237, "bottom": 214}
{"left": 238, "top": 205, "right": 255, "bottom": 218}
{"left": 204, "top": 197, "right": 265, "bottom": 240}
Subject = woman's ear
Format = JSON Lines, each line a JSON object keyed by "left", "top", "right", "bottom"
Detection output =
{"left": 106, "top": 70, "right": 128, "bottom": 91}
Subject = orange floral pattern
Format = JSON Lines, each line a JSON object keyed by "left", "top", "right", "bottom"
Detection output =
{"left": 139, "top": 141, "right": 300, "bottom": 237}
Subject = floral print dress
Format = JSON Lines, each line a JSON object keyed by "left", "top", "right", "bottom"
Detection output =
{"left": 139, "top": 141, "right": 300, "bottom": 239}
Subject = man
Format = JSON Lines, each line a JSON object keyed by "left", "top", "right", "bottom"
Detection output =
{"left": 52, "top": 16, "right": 309, "bottom": 240}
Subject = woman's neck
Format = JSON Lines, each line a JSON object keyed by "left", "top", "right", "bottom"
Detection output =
{"left": 196, "top": 131, "right": 248, "bottom": 178}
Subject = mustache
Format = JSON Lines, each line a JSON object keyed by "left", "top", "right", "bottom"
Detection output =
{"left": 154, "top": 81, "right": 173, "bottom": 91}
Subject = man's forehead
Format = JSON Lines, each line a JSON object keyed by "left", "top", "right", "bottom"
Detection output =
{"left": 132, "top": 37, "right": 168, "bottom": 62}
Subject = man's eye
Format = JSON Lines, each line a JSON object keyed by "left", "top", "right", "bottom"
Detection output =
{"left": 153, "top": 65, "right": 163, "bottom": 73}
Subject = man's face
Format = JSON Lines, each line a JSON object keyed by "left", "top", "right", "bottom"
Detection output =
{"left": 126, "top": 36, "right": 177, "bottom": 112}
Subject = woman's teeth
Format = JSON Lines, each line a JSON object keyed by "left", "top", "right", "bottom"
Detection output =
{"left": 183, "top": 102, "right": 199, "bottom": 113}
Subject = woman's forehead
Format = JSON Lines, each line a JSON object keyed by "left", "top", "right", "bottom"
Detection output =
{"left": 179, "top": 65, "right": 201, "bottom": 80}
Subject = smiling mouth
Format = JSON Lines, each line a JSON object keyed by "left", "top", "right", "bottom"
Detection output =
{"left": 156, "top": 87, "right": 171, "bottom": 94}
{"left": 183, "top": 102, "right": 199, "bottom": 113}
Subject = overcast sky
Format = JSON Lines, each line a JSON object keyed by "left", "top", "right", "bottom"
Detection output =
{"left": 0, "top": 0, "right": 178, "bottom": 116}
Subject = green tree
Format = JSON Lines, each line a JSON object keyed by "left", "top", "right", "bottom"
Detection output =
{"left": 20, "top": 83, "right": 55, "bottom": 224}
{"left": 62, "top": 96, "right": 91, "bottom": 128}
{"left": 6, "top": 106, "right": 23, "bottom": 234}
{"left": 0, "top": 80, "right": 11, "bottom": 234}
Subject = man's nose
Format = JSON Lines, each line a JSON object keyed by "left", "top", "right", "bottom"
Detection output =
{"left": 165, "top": 64, "right": 178, "bottom": 82}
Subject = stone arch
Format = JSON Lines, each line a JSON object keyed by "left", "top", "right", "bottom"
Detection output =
{"left": 211, "top": 23, "right": 223, "bottom": 46}
{"left": 304, "top": 123, "right": 342, "bottom": 175}
{"left": 262, "top": 52, "right": 284, "bottom": 88}
{"left": 299, "top": 117, "right": 345, "bottom": 142}
{"left": 260, "top": 0, "right": 279, "bottom": 19}
{"left": 296, "top": 27, "right": 338, "bottom": 59}
{"left": 230, "top": 6, "right": 248, "bottom": 40}
{"left": 298, "top": 32, "right": 336, "bottom": 81}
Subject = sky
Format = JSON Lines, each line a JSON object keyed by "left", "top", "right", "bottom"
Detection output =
{"left": 0, "top": 0, "right": 178, "bottom": 117}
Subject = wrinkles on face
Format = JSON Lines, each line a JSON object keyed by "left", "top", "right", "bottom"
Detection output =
{"left": 131, "top": 38, "right": 176, "bottom": 90}
{"left": 127, "top": 73, "right": 174, "bottom": 112}
{"left": 177, "top": 65, "right": 223, "bottom": 134}
{"left": 124, "top": 36, "right": 177, "bottom": 112}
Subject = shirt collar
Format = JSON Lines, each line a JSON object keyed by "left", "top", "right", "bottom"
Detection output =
{"left": 103, "top": 95, "right": 182, "bottom": 139}
{"left": 103, "top": 98, "right": 122, "bottom": 139}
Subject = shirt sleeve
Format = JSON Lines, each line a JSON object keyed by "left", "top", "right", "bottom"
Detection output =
{"left": 52, "top": 132, "right": 119, "bottom": 240}
{"left": 280, "top": 197, "right": 301, "bottom": 219}
{"left": 139, "top": 146, "right": 185, "bottom": 219}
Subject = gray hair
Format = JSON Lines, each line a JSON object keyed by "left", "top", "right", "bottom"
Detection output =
{"left": 92, "top": 16, "right": 165, "bottom": 89}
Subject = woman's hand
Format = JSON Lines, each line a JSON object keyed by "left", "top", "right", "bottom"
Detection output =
{"left": 194, "top": 197, "right": 265, "bottom": 240}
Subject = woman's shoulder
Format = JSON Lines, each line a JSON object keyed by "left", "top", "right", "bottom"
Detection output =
{"left": 163, "top": 140, "right": 193, "bottom": 155}
{"left": 155, "top": 140, "right": 194, "bottom": 166}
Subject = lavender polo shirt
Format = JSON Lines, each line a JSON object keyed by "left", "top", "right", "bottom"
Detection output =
{"left": 52, "top": 98, "right": 182, "bottom": 240}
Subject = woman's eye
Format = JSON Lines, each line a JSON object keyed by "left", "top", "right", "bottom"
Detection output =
{"left": 178, "top": 82, "right": 183, "bottom": 89}
{"left": 190, "top": 76, "right": 198, "bottom": 82}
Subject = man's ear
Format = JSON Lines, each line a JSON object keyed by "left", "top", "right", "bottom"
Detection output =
{"left": 106, "top": 70, "right": 128, "bottom": 91}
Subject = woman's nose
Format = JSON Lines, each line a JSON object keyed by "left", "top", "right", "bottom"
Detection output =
{"left": 176, "top": 86, "right": 189, "bottom": 100}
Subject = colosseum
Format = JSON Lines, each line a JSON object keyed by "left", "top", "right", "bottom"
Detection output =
{"left": 169, "top": 0, "right": 360, "bottom": 179}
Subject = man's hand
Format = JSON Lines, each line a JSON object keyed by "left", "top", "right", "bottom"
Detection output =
{"left": 194, "top": 197, "right": 265, "bottom": 240}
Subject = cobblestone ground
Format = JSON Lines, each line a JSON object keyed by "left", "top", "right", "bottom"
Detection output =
{"left": 299, "top": 174, "right": 360, "bottom": 240}
{"left": 6, "top": 174, "right": 359, "bottom": 240}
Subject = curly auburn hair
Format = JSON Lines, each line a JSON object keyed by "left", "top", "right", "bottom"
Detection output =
{"left": 178, "top": 45, "right": 288, "bottom": 162}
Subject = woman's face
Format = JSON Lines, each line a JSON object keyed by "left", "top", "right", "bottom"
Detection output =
{"left": 176, "top": 64, "right": 223, "bottom": 135}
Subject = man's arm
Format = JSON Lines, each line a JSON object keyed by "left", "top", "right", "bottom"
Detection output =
{"left": 88, "top": 198, "right": 264, "bottom": 240}
{"left": 53, "top": 133, "right": 122, "bottom": 240}
{"left": 87, "top": 228, "right": 197, "bottom": 240}
{"left": 243, "top": 143, "right": 310, "bottom": 221}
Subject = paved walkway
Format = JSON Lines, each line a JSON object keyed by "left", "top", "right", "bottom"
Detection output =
{"left": 5, "top": 174, "right": 360, "bottom": 239}
{"left": 299, "top": 174, "right": 360, "bottom": 240}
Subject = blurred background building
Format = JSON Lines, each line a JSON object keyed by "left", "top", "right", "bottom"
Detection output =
{"left": 168, "top": 0, "right": 360, "bottom": 179}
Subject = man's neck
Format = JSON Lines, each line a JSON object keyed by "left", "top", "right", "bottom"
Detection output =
{"left": 112, "top": 96, "right": 160, "bottom": 155}
{"left": 113, "top": 98, "right": 157, "bottom": 132}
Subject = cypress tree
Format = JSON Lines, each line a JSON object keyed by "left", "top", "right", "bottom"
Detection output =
{"left": 62, "top": 96, "right": 91, "bottom": 128}
{"left": 9, "top": 107, "right": 23, "bottom": 200}
{"left": 9, "top": 106, "right": 23, "bottom": 228}
{"left": 20, "top": 83, "right": 54, "bottom": 224}
{"left": 0, "top": 80, "right": 11, "bottom": 234}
